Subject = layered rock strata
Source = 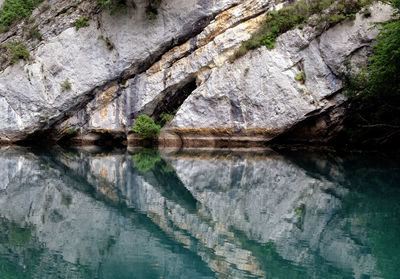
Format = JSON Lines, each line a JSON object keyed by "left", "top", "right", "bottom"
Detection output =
{"left": 0, "top": 1, "right": 393, "bottom": 146}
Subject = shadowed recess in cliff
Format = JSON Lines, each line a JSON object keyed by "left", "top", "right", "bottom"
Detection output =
{"left": 152, "top": 79, "right": 197, "bottom": 124}
{"left": 58, "top": 130, "right": 127, "bottom": 147}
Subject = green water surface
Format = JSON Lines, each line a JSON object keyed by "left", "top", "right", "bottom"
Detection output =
{"left": 0, "top": 147, "right": 399, "bottom": 279}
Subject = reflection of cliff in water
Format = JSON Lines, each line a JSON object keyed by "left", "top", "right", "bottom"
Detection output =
{"left": 0, "top": 147, "right": 399, "bottom": 279}
{"left": 0, "top": 147, "right": 215, "bottom": 279}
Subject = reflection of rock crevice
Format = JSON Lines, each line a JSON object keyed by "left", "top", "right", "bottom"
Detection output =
{"left": 0, "top": 147, "right": 399, "bottom": 279}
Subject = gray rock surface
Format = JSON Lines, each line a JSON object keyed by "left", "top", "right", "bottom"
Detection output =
{"left": 0, "top": 0, "right": 245, "bottom": 142}
{"left": 0, "top": 1, "right": 392, "bottom": 144}
{"left": 168, "top": 3, "right": 392, "bottom": 143}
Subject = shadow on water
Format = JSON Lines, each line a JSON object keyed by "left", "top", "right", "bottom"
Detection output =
{"left": 0, "top": 146, "right": 399, "bottom": 278}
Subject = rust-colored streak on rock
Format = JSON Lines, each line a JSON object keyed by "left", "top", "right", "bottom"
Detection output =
{"left": 99, "top": 107, "right": 109, "bottom": 120}
{"left": 97, "top": 85, "right": 118, "bottom": 107}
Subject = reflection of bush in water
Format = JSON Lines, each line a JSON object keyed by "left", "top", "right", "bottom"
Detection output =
{"left": 9, "top": 225, "right": 31, "bottom": 246}
{"left": 0, "top": 217, "right": 42, "bottom": 279}
{"left": 132, "top": 148, "right": 162, "bottom": 172}
{"left": 232, "top": 229, "right": 310, "bottom": 278}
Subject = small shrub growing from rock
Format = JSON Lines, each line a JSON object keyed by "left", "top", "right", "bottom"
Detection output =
{"left": 132, "top": 114, "right": 161, "bottom": 140}
{"left": 28, "top": 26, "right": 43, "bottom": 41}
{"left": 96, "top": 0, "right": 136, "bottom": 14}
{"left": 159, "top": 113, "right": 173, "bottom": 126}
{"left": 96, "top": 0, "right": 162, "bottom": 19}
{"left": 65, "top": 128, "right": 78, "bottom": 135}
{"left": 7, "top": 41, "right": 30, "bottom": 64}
{"left": 60, "top": 79, "right": 72, "bottom": 91}
{"left": 295, "top": 71, "right": 306, "bottom": 84}
{"left": 75, "top": 16, "right": 90, "bottom": 30}
{"left": 0, "top": 0, "right": 44, "bottom": 33}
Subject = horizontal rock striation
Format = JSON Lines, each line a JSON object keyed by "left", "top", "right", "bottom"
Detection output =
{"left": 0, "top": 0, "right": 393, "bottom": 146}
{"left": 0, "top": 0, "right": 248, "bottom": 143}
{"left": 163, "top": 3, "right": 392, "bottom": 147}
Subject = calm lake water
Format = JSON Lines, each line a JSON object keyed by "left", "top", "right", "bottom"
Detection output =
{"left": 0, "top": 146, "right": 399, "bottom": 279}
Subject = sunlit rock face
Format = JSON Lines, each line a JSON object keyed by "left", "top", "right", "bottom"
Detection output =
{"left": 0, "top": 0, "right": 247, "bottom": 141}
{"left": 0, "top": 0, "right": 393, "bottom": 145}
{"left": 0, "top": 147, "right": 398, "bottom": 278}
{"left": 167, "top": 3, "right": 392, "bottom": 145}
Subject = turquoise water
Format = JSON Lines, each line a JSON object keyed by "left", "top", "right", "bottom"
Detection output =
{"left": 0, "top": 147, "right": 399, "bottom": 279}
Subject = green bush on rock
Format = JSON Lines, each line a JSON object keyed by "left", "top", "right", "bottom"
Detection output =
{"left": 0, "top": 0, "right": 43, "bottom": 33}
{"left": 132, "top": 114, "right": 161, "bottom": 140}
{"left": 6, "top": 41, "right": 29, "bottom": 64}
{"left": 231, "top": 0, "right": 374, "bottom": 61}
{"left": 60, "top": 79, "right": 72, "bottom": 91}
{"left": 75, "top": 16, "right": 90, "bottom": 30}
{"left": 339, "top": 0, "right": 400, "bottom": 145}
{"left": 96, "top": 0, "right": 162, "bottom": 18}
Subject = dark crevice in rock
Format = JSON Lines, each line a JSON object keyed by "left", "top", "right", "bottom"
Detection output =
{"left": 121, "top": 14, "right": 217, "bottom": 81}
{"left": 16, "top": 129, "right": 59, "bottom": 146}
{"left": 271, "top": 104, "right": 348, "bottom": 145}
{"left": 40, "top": 12, "right": 220, "bottom": 144}
{"left": 152, "top": 78, "right": 197, "bottom": 121}
{"left": 59, "top": 131, "right": 127, "bottom": 147}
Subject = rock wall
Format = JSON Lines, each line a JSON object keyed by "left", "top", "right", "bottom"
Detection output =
{"left": 0, "top": 0, "right": 393, "bottom": 145}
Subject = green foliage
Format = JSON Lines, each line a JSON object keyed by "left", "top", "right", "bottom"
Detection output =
{"left": 159, "top": 113, "right": 173, "bottom": 126}
{"left": 231, "top": 0, "right": 374, "bottom": 61}
{"left": 145, "top": 0, "right": 162, "bottom": 20}
{"left": 75, "top": 16, "right": 90, "bottom": 30}
{"left": 132, "top": 114, "right": 161, "bottom": 140}
{"left": 65, "top": 128, "right": 78, "bottom": 135}
{"left": 96, "top": 0, "right": 162, "bottom": 18}
{"left": 344, "top": 0, "right": 400, "bottom": 99}
{"left": 339, "top": 0, "right": 400, "bottom": 145}
{"left": 60, "top": 79, "right": 72, "bottom": 91}
{"left": 96, "top": 0, "right": 136, "bottom": 14}
{"left": 3, "top": 41, "right": 30, "bottom": 64}
{"left": 147, "top": 10, "right": 157, "bottom": 20}
{"left": 328, "top": 14, "right": 347, "bottom": 25}
{"left": 28, "top": 26, "right": 42, "bottom": 41}
{"left": 294, "top": 71, "right": 306, "bottom": 83}
{"left": 61, "top": 194, "right": 72, "bottom": 207}
{"left": 0, "top": 0, "right": 43, "bottom": 33}
{"left": 132, "top": 148, "right": 162, "bottom": 172}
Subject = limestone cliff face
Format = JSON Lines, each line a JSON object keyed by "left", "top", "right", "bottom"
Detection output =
{"left": 0, "top": 0, "right": 393, "bottom": 145}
